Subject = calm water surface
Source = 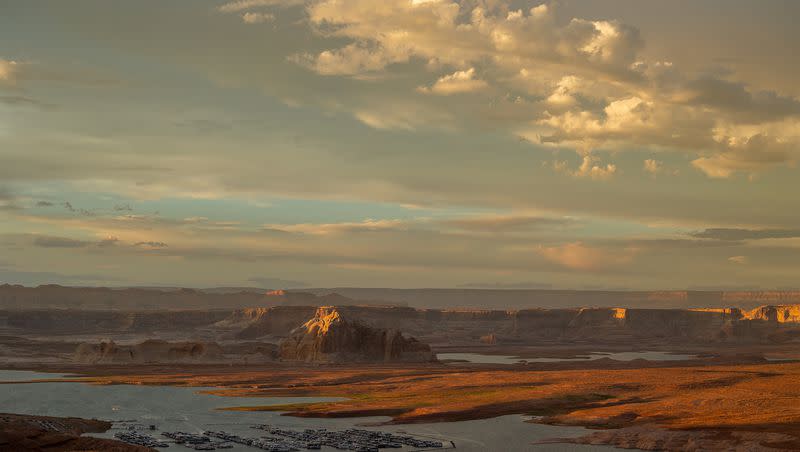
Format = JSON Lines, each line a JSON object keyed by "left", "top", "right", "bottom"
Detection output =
{"left": 0, "top": 370, "right": 620, "bottom": 451}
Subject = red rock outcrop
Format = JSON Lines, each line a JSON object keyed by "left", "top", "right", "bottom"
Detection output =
{"left": 278, "top": 307, "right": 433, "bottom": 363}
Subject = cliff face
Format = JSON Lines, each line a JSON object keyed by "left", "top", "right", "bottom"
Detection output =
{"left": 6, "top": 296, "right": 800, "bottom": 346}
{"left": 74, "top": 339, "right": 224, "bottom": 364}
{"left": 234, "top": 306, "right": 318, "bottom": 339}
{"left": 299, "top": 288, "right": 800, "bottom": 310}
{"left": 221, "top": 304, "right": 800, "bottom": 345}
{"left": 278, "top": 307, "right": 433, "bottom": 363}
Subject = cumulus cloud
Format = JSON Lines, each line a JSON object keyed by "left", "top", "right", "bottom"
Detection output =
{"left": 643, "top": 159, "right": 662, "bottom": 175}
{"left": 286, "top": 0, "right": 800, "bottom": 177}
{"left": 554, "top": 155, "right": 617, "bottom": 180}
{"left": 691, "top": 133, "right": 795, "bottom": 178}
{"left": 300, "top": 1, "right": 643, "bottom": 81}
{"left": 294, "top": 42, "right": 412, "bottom": 76}
{"left": 418, "top": 68, "right": 488, "bottom": 95}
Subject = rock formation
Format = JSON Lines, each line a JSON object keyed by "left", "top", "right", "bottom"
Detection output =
{"left": 278, "top": 306, "right": 433, "bottom": 363}
{"left": 74, "top": 339, "right": 223, "bottom": 364}
{"left": 8, "top": 301, "right": 800, "bottom": 347}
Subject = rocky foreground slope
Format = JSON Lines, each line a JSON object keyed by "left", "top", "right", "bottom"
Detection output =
{"left": 278, "top": 307, "right": 433, "bottom": 363}
{"left": 0, "top": 413, "right": 150, "bottom": 451}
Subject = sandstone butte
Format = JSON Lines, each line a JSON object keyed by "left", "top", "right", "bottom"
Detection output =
{"left": 278, "top": 306, "right": 434, "bottom": 363}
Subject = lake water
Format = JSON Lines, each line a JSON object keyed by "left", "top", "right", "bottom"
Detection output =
{"left": 438, "top": 351, "right": 697, "bottom": 364}
{"left": 0, "top": 370, "right": 620, "bottom": 451}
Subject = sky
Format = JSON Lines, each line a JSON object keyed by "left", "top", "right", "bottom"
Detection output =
{"left": 1, "top": 0, "right": 799, "bottom": 290}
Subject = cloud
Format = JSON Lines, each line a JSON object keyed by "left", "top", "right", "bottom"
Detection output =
{"left": 691, "top": 228, "right": 800, "bottom": 241}
{"left": 30, "top": 234, "right": 119, "bottom": 249}
{"left": 643, "top": 159, "right": 662, "bottom": 175}
{"left": 133, "top": 241, "right": 169, "bottom": 248}
{"left": 264, "top": 219, "right": 408, "bottom": 235}
{"left": 443, "top": 214, "right": 572, "bottom": 232}
{"left": 417, "top": 68, "right": 488, "bottom": 95}
{"left": 217, "top": 0, "right": 302, "bottom": 13}
{"left": 113, "top": 203, "right": 133, "bottom": 211}
{"left": 728, "top": 255, "right": 748, "bottom": 265}
{"left": 0, "top": 59, "right": 19, "bottom": 85}
{"left": 301, "top": 1, "right": 644, "bottom": 79}
{"left": 678, "top": 77, "right": 800, "bottom": 123}
{"left": 351, "top": 101, "right": 453, "bottom": 130}
{"left": 33, "top": 236, "right": 89, "bottom": 248}
{"left": 691, "top": 133, "right": 795, "bottom": 179}
{"left": 554, "top": 155, "right": 617, "bottom": 180}
{"left": 241, "top": 12, "right": 275, "bottom": 24}
{"left": 0, "top": 187, "right": 20, "bottom": 211}
{"left": 294, "top": 43, "right": 411, "bottom": 76}
{"left": 36, "top": 201, "right": 55, "bottom": 207}
{"left": 537, "top": 241, "right": 635, "bottom": 271}
{"left": 0, "top": 95, "right": 53, "bottom": 109}
{"left": 287, "top": 0, "right": 799, "bottom": 178}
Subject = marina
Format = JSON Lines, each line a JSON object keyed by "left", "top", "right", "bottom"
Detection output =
{"left": 111, "top": 425, "right": 447, "bottom": 451}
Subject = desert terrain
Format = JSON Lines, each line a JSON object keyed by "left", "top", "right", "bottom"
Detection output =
{"left": 3, "top": 285, "right": 800, "bottom": 450}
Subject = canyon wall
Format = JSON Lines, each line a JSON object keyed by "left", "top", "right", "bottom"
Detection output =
{"left": 300, "top": 288, "right": 800, "bottom": 310}
{"left": 4, "top": 297, "right": 800, "bottom": 345}
{"left": 230, "top": 305, "right": 800, "bottom": 345}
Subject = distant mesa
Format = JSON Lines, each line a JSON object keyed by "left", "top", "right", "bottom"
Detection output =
{"left": 0, "top": 284, "right": 393, "bottom": 310}
{"left": 278, "top": 306, "right": 434, "bottom": 363}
